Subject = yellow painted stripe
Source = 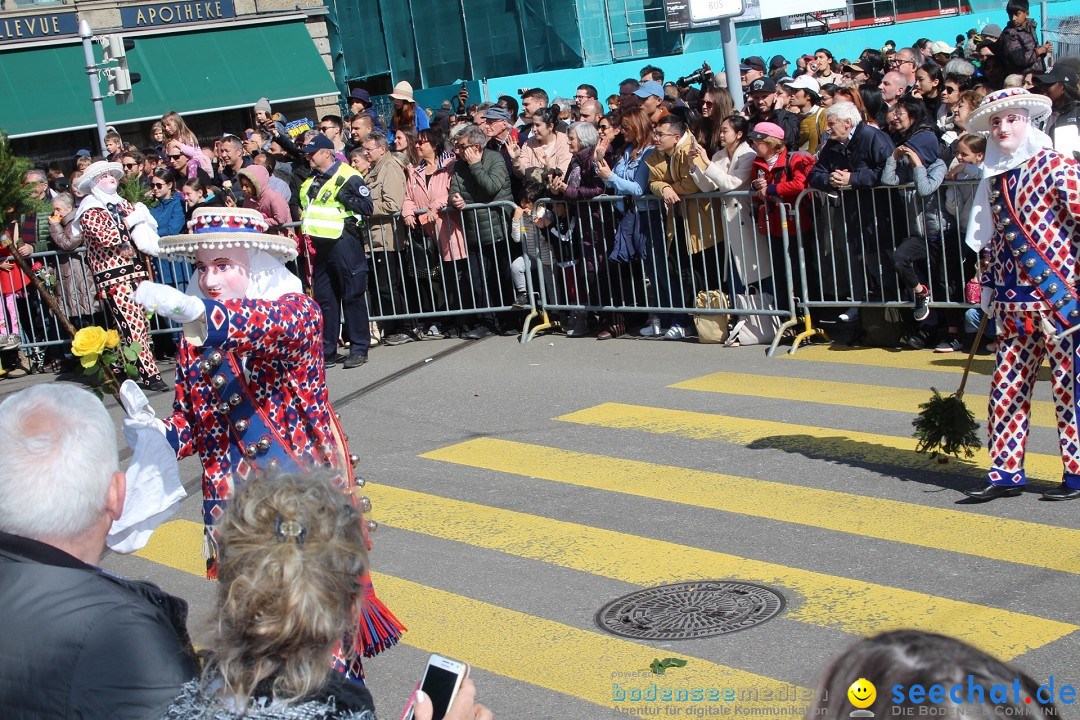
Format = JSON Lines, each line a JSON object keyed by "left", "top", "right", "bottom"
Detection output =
{"left": 671, "top": 372, "right": 1057, "bottom": 429}
{"left": 135, "top": 518, "right": 809, "bottom": 713}
{"left": 421, "top": 438, "right": 1080, "bottom": 575}
{"left": 558, "top": 402, "right": 1066, "bottom": 488}
{"left": 367, "top": 484, "right": 1075, "bottom": 660}
{"left": 134, "top": 518, "right": 208, "bottom": 577}
{"left": 787, "top": 345, "right": 1051, "bottom": 381}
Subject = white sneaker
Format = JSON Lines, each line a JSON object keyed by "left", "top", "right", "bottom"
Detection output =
{"left": 663, "top": 324, "right": 687, "bottom": 340}
{"left": 639, "top": 315, "right": 662, "bottom": 337}
{"left": 838, "top": 307, "right": 860, "bottom": 323}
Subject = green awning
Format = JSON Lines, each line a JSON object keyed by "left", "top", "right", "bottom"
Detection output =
{"left": 0, "top": 20, "right": 338, "bottom": 138}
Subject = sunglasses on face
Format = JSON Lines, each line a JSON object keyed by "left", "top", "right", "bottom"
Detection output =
{"left": 122, "top": 163, "right": 137, "bottom": 168}
{"left": 319, "top": 126, "right": 334, "bottom": 131}
{"left": 151, "top": 182, "right": 167, "bottom": 188}
{"left": 169, "top": 154, "right": 183, "bottom": 159}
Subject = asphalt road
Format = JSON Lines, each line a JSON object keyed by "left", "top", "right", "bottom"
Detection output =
{"left": 19, "top": 328, "right": 1077, "bottom": 720}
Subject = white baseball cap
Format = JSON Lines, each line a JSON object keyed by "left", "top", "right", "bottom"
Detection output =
{"left": 783, "top": 75, "right": 821, "bottom": 95}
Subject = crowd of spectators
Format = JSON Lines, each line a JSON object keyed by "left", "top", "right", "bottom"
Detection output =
{"left": 6, "top": 0, "right": 1075, "bottom": 366}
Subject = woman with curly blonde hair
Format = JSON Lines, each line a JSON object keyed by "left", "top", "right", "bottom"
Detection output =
{"left": 161, "top": 471, "right": 376, "bottom": 719}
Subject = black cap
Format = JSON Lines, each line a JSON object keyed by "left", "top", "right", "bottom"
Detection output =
{"left": 741, "top": 56, "right": 767, "bottom": 73}
{"left": 769, "top": 55, "right": 790, "bottom": 70}
{"left": 747, "top": 77, "right": 777, "bottom": 94}
{"left": 1034, "top": 65, "right": 1077, "bottom": 86}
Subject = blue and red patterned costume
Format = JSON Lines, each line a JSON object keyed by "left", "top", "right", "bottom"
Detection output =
{"left": 165, "top": 293, "right": 334, "bottom": 532}
{"left": 980, "top": 149, "right": 1080, "bottom": 491}
{"left": 162, "top": 290, "right": 403, "bottom": 675}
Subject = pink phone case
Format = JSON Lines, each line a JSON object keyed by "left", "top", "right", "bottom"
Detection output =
{"left": 399, "top": 679, "right": 423, "bottom": 720}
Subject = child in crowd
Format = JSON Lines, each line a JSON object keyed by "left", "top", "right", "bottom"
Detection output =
{"left": 944, "top": 134, "right": 986, "bottom": 232}
{"left": 0, "top": 227, "right": 27, "bottom": 352}
{"left": 509, "top": 181, "right": 546, "bottom": 308}
{"left": 945, "top": 134, "right": 991, "bottom": 352}
{"left": 104, "top": 131, "right": 124, "bottom": 162}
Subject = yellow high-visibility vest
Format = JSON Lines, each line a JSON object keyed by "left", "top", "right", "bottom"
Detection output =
{"left": 299, "top": 162, "right": 363, "bottom": 240}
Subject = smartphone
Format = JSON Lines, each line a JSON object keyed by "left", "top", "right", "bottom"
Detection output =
{"left": 400, "top": 654, "right": 469, "bottom": 720}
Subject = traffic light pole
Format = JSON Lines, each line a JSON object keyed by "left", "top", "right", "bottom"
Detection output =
{"left": 79, "top": 19, "right": 108, "bottom": 154}
{"left": 720, "top": 17, "right": 743, "bottom": 112}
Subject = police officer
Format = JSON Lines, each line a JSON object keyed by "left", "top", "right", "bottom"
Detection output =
{"left": 299, "top": 134, "right": 374, "bottom": 369}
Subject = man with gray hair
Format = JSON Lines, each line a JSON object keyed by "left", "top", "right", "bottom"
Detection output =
{"left": 890, "top": 47, "right": 919, "bottom": 87}
{"left": 0, "top": 383, "right": 196, "bottom": 719}
{"left": 808, "top": 101, "right": 895, "bottom": 321}
{"left": 450, "top": 124, "right": 514, "bottom": 339}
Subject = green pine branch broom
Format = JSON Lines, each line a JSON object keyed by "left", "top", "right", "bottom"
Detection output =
{"left": 912, "top": 313, "right": 989, "bottom": 461}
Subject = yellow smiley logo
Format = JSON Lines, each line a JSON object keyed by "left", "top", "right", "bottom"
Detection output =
{"left": 847, "top": 678, "right": 876, "bottom": 709}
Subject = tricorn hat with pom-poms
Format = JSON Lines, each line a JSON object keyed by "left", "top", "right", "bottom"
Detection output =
{"left": 158, "top": 207, "right": 297, "bottom": 261}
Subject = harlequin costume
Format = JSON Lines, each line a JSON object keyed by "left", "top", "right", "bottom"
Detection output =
{"left": 137, "top": 207, "right": 404, "bottom": 676}
{"left": 73, "top": 161, "right": 166, "bottom": 391}
{"left": 964, "top": 88, "right": 1080, "bottom": 501}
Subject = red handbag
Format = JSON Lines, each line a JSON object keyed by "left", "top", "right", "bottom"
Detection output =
{"left": 965, "top": 278, "right": 981, "bottom": 305}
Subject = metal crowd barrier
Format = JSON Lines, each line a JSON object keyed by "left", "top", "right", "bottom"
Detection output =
{"left": 286, "top": 193, "right": 800, "bottom": 354}
{"left": 790, "top": 179, "right": 982, "bottom": 353}
{"left": 8, "top": 194, "right": 802, "bottom": 361}
{"left": 529, "top": 191, "right": 799, "bottom": 356}
{"left": 292, "top": 202, "right": 535, "bottom": 337}
{"left": 7, "top": 179, "right": 982, "bottom": 366}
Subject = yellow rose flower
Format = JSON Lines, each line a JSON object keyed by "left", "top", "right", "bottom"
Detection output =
{"left": 71, "top": 326, "right": 107, "bottom": 357}
{"left": 104, "top": 329, "right": 121, "bottom": 350}
{"left": 79, "top": 352, "right": 100, "bottom": 369}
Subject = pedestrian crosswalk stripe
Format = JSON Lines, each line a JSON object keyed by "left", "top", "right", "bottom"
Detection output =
{"left": 557, "top": 403, "right": 1064, "bottom": 489}
{"left": 421, "top": 438, "right": 1080, "bottom": 575}
{"left": 786, "top": 346, "right": 1051, "bottom": 381}
{"left": 133, "top": 518, "right": 810, "bottom": 713}
{"left": 133, "top": 518, "right": 207, "bottom": 577}
{"left": 671, "top": 372, "right": 1057, "bottom": 430}
{"left": 367, "top": 484, "right": 1076, "bottom": 660}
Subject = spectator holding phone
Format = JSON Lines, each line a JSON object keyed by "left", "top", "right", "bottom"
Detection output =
{"left": 409, "top": 676, "right": 492, "bottom": 720}
{"left": 254, "top": 97, "right": 288, "bottom": 139}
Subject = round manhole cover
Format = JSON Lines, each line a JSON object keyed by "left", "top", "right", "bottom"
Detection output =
{"left": 595, "top": 581, "right": 785, "bottom": 640}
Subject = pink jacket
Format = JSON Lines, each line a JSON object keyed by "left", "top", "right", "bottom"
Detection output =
{"left": 179, "top": 143, "right": 213, "bottom": 179}
{"left": 239, "top": 165, "right": 291, "bottom": 228}
{"left": 402, "top": 157, "right": 466, "bottom": 261}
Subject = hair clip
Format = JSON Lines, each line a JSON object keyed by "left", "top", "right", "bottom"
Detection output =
{"left": 274, "top": 515, "right": 307, "bottom": 546}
